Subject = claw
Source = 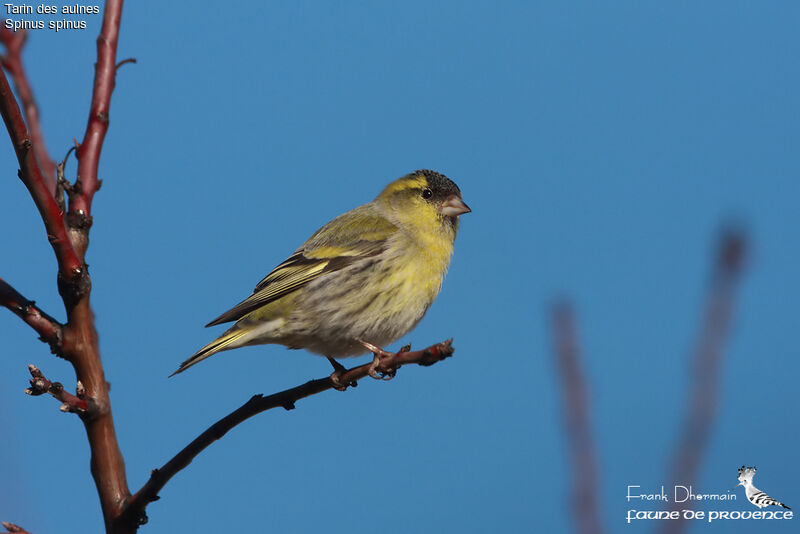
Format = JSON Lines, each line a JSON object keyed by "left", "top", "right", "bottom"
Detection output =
{"left": 327, "top": 357, "right": 355, "bottom": 391}
{"left": 368, "top": 355, "right": 396, "bottom": 380}
{"left": 357, "top": 339, "right": 399, "bottom": 380}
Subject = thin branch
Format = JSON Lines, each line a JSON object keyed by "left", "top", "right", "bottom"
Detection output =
{"left": 118, "top": 339, "right": 455, "bottom": 529}
{"left": 0, "top": 26, "right": 56, "bottom": 195}
{"left": 0, "top": 64, "right": 83, "bottom": 288}
{"left": 661, "top": 227, "right": 747, "bottom": 534}
{"left": 552, "top": 303, "right": 604, "bottom": 534}
{"left": 55, "top": 145, "right": 78, "bottom": 213}
{"left": 2, "top": 521, "right": 32, "bottom": 534}
{"left": 24, "top": 364, "right": 89, "bottom": 413}
{"left": 0, "top": 277, "right": 63, "bottom": 355}
{"left": 69, "top": 0, "right": 126, "bottom": 243}
{"left": 115, "top": 57, "right": 136, "bottom": 71}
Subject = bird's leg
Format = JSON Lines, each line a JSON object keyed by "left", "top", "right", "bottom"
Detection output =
{"left": 357, "top": 340, "right": 412, "bottom": 380}
{"left": 326, "top": 356, "right": 356, "bottom": 391}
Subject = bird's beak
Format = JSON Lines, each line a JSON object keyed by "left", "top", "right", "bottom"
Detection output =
{"left": 439, "top": 195, "right": 471, "bottom": 217}
{"left": 732, "top": 482, "right": 743, "bottom": 489}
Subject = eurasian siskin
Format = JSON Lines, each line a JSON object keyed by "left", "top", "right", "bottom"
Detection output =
{"left": 172, "top": 169, "right": 469, "bottom": 375}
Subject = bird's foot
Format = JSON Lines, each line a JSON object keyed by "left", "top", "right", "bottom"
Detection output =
{"left": 327, "top": 357, "right": 356, "bottom": 391}
{"left": 357, "top": 340, "right": 412, "bottom": 380}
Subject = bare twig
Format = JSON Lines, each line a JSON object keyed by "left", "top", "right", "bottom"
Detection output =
{"left": 661, "top": 227, "right": 747, "bottom": 534}
{"left": 55, "top": 145, "right": 77, "bottom": 213}
{"left": 552, "top": 303, "right": 604, "bottom": 534}
{"left": 115, "top": 57, "right": 137, "bottom": 71}
{"left": 24, "top": 364, "right": 89, "bottom": 413}
{"left": 0, "top": 277, "right": 63, "bottom": 355}
{"left": 0, "top": 26, "right": 57, "bottom": 195}
{"left": 118, "top": 339, "right": 455, "bottom": 528}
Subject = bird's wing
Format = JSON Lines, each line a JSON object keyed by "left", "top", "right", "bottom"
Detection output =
{"left": 205, "top": 207, "right": 396, "bottom": 327}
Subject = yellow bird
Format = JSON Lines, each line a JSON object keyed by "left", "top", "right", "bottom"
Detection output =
{"left": 172, "top": 169, "right": 470, "bottom": 376}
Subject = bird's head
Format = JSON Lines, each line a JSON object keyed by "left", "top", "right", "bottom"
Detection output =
{"left": 376, "top": 169, "right": 470, "bottom": 234}
{"left": 736, "top": 465, "right": 757, "bottom": 487}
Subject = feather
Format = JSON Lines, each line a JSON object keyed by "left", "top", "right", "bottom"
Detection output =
{"left": 205, "top": 208, "right": 396, "bottom": 327}
{"left": 170, "top": 327, "right": 249, "bottom": 376}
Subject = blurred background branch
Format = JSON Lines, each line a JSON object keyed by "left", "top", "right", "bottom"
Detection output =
{"left": 552, "top": 302, "right": 604, "bottom": 534}
{"left": 661, "top": 227, "right": 747, "bottom": 534}
{"left": 554, "top": 227, "right": 747, "bottom": 534}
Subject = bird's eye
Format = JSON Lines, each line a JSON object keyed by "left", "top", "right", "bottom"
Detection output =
{"left": 421, "top": 188, "right": 433, "bottom": 199}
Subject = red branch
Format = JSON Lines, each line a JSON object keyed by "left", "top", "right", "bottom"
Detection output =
{"left": 118, "top": 340, "right": 455, "bottom": 529}
{"left": 69, "top": 0, "right": 125, "bottom": 239}
{"left": 0, "top": 27, "right": 56, "bottom": 194}
{"left": 24, "top": 364, "right": 89, "bottom": 413}
{"left": 0, "top": 65, "right": 83, "bottom": 285}
{"left": 552, "top": 303, "right": 604, "bottom": 534}
{"left": 0, "top": 277, "right": 63, "bottom": 354}
{"left": 660, "top": 228, "right": 747, "bottom": 534}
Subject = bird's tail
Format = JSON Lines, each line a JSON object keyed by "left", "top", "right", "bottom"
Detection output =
{"left": 170, "top": 327, "right": 249, "bottom": 377}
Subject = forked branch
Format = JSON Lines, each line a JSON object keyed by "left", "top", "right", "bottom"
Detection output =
{"left": 24, "top": 364, "right": 89, "bottom": 414}
{"left": 2, "top": 2, "right": 131, "bottom": 532}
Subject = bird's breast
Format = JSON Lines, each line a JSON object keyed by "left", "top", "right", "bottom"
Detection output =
{"left": 279, "top": 229, "right": 456, "bottom": 357}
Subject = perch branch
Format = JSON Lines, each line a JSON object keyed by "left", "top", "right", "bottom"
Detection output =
{"left": 24, "top": 364, "right": 88, "bottom": 413}
{"left": 552, "top": 303, "right": 604, "bottom": 534}
{"left": 118, "top": 339, "right": 455, "bottom": 529}
{"left": 661, "top": 227, "right": 747, "bottom": 534}
{"left": 0, "top": 277, "right": 63, "bottom": 355}
{"left": 0, "top": 26, "right": 56, "bottom": 194}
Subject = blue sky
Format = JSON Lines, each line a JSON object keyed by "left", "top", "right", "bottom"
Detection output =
{"left": 1, "top": 2, "right": 798, "bottom": 533}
